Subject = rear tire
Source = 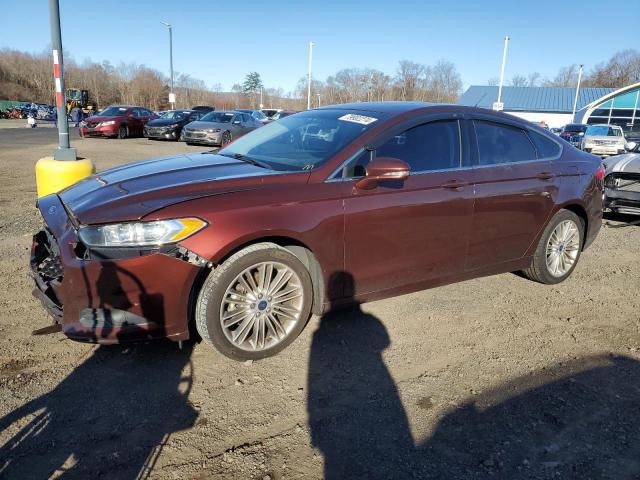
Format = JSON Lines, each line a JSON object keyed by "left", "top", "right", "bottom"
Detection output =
{"left": 196, "top": 243, "right": 313, "bottom": 361}
{"left": 521, "top": 209, "right": 584, "bottom": 284}
{"left": 221, "top": 131, "right": 232, "bottom": 146}
{"left": 117, "top": 125, "right": 128, "bottom": 139}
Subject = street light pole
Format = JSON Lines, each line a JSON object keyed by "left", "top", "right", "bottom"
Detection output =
{"left": 161, "top": 21, "right": 174, "bottom": 109}
{"left": 307, "top": 41, "right": 314, "bottom": 110}
{"left": 496, "top": 35, "right": 510, "bottom": 110}
{"left": 48, "top": 0, "right": 75, "bottom": 160}
{"left": 572, "top": 64, "right": 584, "bottom": 118}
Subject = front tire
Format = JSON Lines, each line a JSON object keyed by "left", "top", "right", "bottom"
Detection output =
{"left": 521, "top": 209, "right": 584, "bottom": 284}
{"left": 117, "top": 125, "right": 128, "bottom": 139}
{"left": 221, "top": 130, "right": 232, "bottom": 146}
{"left": 195, "top": 243, "right": 313, "bottom": 361}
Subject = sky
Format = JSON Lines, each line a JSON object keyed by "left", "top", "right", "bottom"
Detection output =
{"left": 1, "top": 0, "right": 639, "bottom": 94}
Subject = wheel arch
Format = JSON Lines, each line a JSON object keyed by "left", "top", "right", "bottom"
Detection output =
{"left": 191, "top": 235, "right": 325, "bottom": 320}
{"left": 558, "top": 202, "right": 589, "bottom": 250}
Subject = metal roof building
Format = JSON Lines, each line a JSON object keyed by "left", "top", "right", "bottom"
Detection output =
{"left": 457, "top": 86, "right": 617, "bottom": 128}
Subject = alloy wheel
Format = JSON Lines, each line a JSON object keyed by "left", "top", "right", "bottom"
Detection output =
{"left": 219, "top": 261, "right": 304, "bottom": 352}
{"left": 545, "top": 220, "right": 580, "bottom": 277}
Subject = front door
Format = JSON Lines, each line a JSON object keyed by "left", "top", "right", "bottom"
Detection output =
{"left": 343, "top": 118, "right": 474, "bottom": 297}
{"left": 466, "top": 119, "right": 560, "bottom": 271}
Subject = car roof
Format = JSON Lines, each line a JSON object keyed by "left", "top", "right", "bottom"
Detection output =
{"left": 318, "top": 101, "right": 441, "bottom": 114}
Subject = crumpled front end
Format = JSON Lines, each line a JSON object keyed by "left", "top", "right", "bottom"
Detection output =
{"left": 605, "top": 172, "right": 640, "bottom": 215}
{"left": 31, "top": 194, "right": 204, "bottom": 343}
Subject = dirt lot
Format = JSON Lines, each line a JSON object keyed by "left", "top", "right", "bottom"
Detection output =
{"left": 1, "top": 121, "right": 640, "bottom": 479}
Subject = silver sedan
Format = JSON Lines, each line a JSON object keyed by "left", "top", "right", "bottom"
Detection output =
{"left": 181, "top": 111, "right": 262, "bottom": 146}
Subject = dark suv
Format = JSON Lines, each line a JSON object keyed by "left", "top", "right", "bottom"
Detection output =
{"left": 32, "top": 103, "right": 604, "bottom": 360}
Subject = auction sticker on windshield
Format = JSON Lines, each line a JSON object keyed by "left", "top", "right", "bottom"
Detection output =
{"left": 338, "top": 114, "right": 378, "bottom": 125}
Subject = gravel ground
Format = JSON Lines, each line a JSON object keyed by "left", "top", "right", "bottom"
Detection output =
{"left": 1, "top": 123, "right": 640, "bottom": 479}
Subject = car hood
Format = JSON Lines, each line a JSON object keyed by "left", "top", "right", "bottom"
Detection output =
{"left": 184, "top": 120, "right": 231, "bottom": 130}
{"left": 146, "top": 117, "right": 186, "bottom": 127}
{"left": 604, "top": 153, "right": 640, "bottom": 175}
{"left": 58, "top": 152, "right": 308, "bottom": 224}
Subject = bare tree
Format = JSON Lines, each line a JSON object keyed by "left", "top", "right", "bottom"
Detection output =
{"left": 510, "top": 74, "right": 528, "bottom": 87}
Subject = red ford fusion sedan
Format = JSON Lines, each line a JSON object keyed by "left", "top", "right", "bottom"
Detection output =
{"left": 32, "top": 102, "right": 604, "bottom": 361}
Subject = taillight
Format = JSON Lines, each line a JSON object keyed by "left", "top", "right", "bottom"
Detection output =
{"left": 595, "top": 164, "right": 605, "bottom": 181}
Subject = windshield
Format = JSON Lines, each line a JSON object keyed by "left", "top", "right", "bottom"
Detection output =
{"left": 162, "top": 110, "right": 191, "bottom": 120}
{"left": 272, "top": 111, "right": 293, "bottom": 120}
{"left": 200, "top": 112, "right": 234, "bottom": 123}
{"left": 98, "top": 106, "right": 128, "bottom": 116}
{"left": 586, "top": 125, "right": 622, "bottom": 137}
{"left": 219, "top": 109, "right": 387, "bottom": 171}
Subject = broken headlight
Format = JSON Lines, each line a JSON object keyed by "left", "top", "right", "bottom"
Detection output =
{"left": 78, "top": 218, "right": 207, "bottom": 247}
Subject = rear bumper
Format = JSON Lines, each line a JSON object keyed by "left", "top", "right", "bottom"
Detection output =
{"left": 31, "top": 194, "right": 202, "bottom": 344}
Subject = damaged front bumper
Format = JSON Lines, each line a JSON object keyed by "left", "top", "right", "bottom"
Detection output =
{"left": 30, "top": 194, "right": 207, "bottom": 344}
{"left": 604, "top": 173, "right": 640, "bottom": 215}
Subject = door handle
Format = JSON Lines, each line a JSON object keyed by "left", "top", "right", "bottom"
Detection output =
{"left": 536, "top": 172, "right": 556, "bottom": 180}
{"left": 441, "top": 180, "right": 468, "bottom": 190}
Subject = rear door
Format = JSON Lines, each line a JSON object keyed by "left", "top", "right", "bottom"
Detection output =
{"left": 343, "top": 117, "right": 474, "bottom": 296}
{"left": 465, "top": 118, "right": 560, "bottom": 271}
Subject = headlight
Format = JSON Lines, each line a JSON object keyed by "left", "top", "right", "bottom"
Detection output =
{"left": 97, "top": 120, "right": 116, "bottom": 127}
{"left": 78, "top": 218, "right": 207, "bottom": 247}
{"left": 206, "top": 128, "right": 221, "bottom": 133}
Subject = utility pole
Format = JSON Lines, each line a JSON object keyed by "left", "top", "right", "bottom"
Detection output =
{"left": 36, "top": 0, "right": 93, "bottom": 199}
{"left": 572, "top": 64, "right": 584, "bottom": 118}
{"left": 495, "top": 36, "right": 510, "bottom": 111}
{"left": 307, "top": 41, "right": 314, "bottom": 110}
{"left": 48, "top": 0, "right": 75, "bottom": 160}
{"left": 161, "top": 22, "right": 175, "bottom": 108}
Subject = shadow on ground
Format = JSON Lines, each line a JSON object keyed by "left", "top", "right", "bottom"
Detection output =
{"left": 308, "top": 273, "right": 640, "bottom": 479}
{"left": 0, "top": 341, "right": 197, "bottom": 479}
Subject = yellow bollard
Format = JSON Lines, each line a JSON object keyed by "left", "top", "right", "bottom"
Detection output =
{"left": 35, "top": 157, "right": 95, "bottom": 199}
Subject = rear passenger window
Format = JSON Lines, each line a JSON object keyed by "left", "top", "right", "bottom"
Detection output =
{"left": 528, "top": 130, "right": 561, "bottom": 159}
{"left": 376, "top": 120, "right": 460, "bottom": 172}
{"left": 474, "top": 121, "right": 537, "bottom": 165}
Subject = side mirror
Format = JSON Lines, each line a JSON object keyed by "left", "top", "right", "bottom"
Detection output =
{"left": 233, "top": 120, "right": 241, "bottom": 125}
{"left": 626, "top": 141, "right": 637, "bottom": 151}
{"left": 578, "top": 132, "right": 585, "bottom": 136}
{"left": 355, "top": 157, "right": 410, "bottom": 190}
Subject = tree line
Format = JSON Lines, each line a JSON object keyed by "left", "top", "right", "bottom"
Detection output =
{"left": 491, "top": 49, "right": 640, "bottom": 88}
{"left": 1, "top": 47, "right": 638, "bottom": 112}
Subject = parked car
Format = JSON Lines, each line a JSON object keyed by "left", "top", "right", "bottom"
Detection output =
{"left": 144, "top": 110, "right": 204, "bottom": 141}
{"left": 550, "top": 127, "right": 562, "bottom": 135}
{"left": 603, "top": 141, "right": 640, "bottom": 215}
{"left": 559, "top": 124, "right": 589, "bottom": 148}
{"left": 31, "top": 103, "right": 604, "bottom": 360}
{"left": 236, "top": 108, "right": 269, "bottom": 124}
{"left": 581, "top": 124, "right": 626, "bottom": 157}
{"left": 79, "top": 106, "right": 157, "bottom": 139}
{"left": 271, "top": 110, "right": 298, "bottom": 121}
{"left": 261, "top": 108, "right": 282, "bottom": 118}
{"left": 181, "top": 111, "right": 261, "bottom": 146}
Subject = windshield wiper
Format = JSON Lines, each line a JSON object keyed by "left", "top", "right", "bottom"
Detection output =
{"left": 219, "top": 152, "right": 272, "bottom": 169}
